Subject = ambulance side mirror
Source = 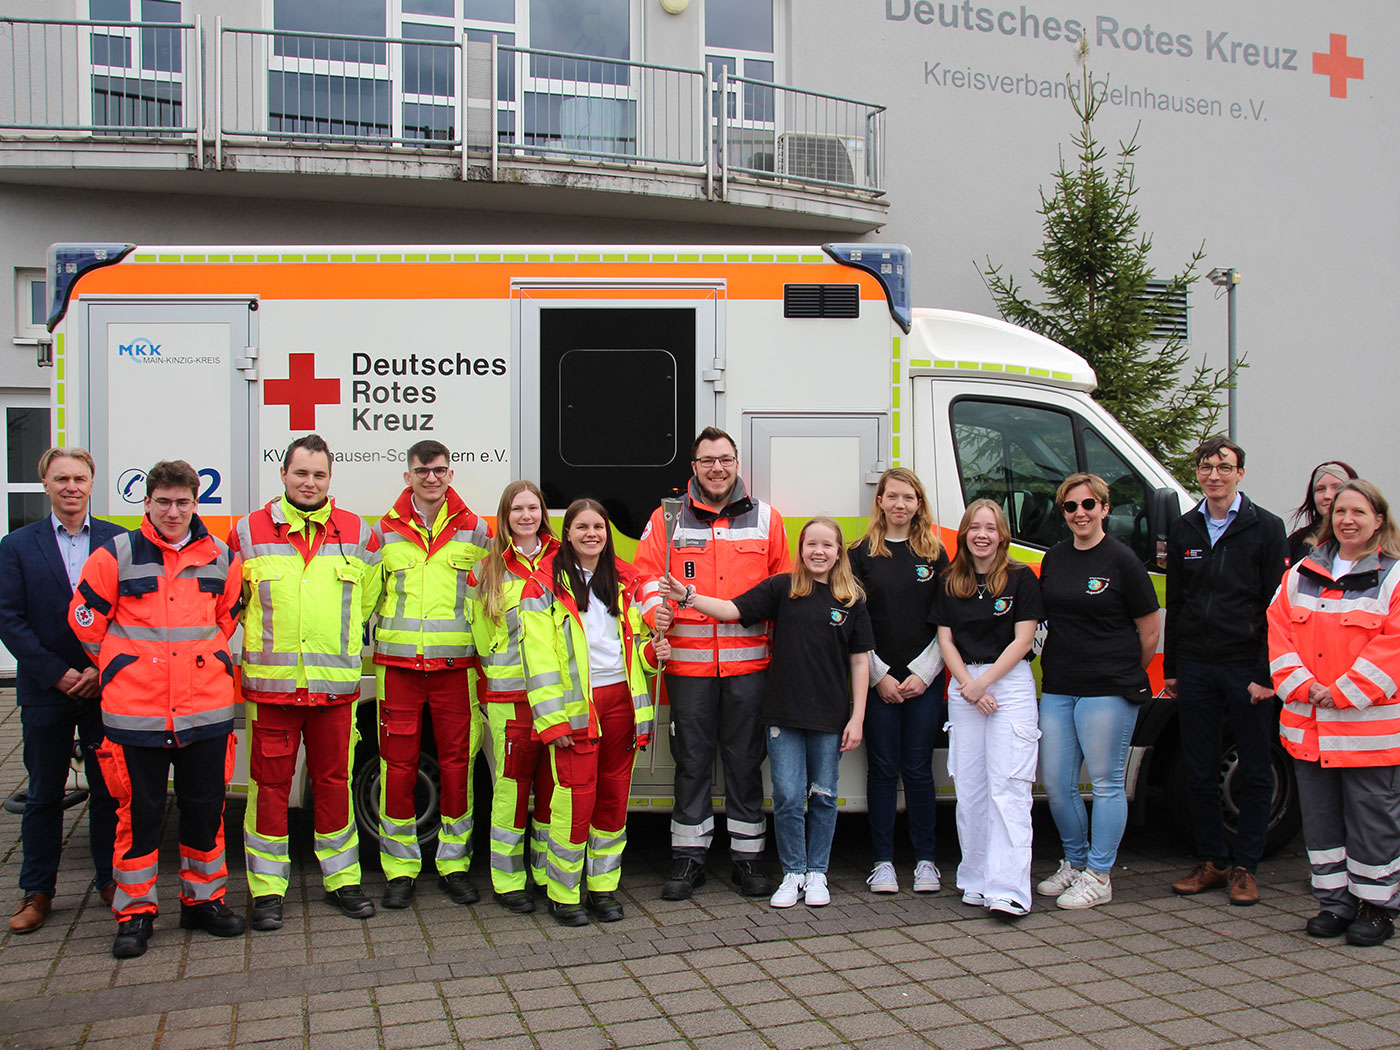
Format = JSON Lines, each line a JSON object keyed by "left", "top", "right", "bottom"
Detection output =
{"left": 1147, "top": 487, "right": 1181, "bottom": 569}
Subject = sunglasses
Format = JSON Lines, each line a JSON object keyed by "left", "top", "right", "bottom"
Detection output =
{"left": 1061, "top": 498, "right": 1101, "bottom": 513}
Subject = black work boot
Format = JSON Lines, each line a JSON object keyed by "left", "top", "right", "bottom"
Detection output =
{"left": 250, "top": 895, "right": 284, "bottom": 931}
{"left": 586, "top": 891, "right": 625, "bottom": 923}
{"left": 382, "top": 876, "right": 416, "bottom": 910}
{"left": 661, "top": 857, "right": 707, "bottom": 901}
{"left": 438, "top": 872, "right": 480, "bottom": 906}
{"left": 325, "top": 885, "right": 375, "bottom": 920}
{"left": 731, "top": 859, "right": 774, "bottom": 897}
{"left": 112, "top": 915, "right": 154, "bottom": 959}
{"left": 493, "top": 890, "right": 536, "bottom": 914}
{"left": 179, "top": 900, "right": 245, "bottom": 937}
{"left": 548, "top": 899, "right": 589, "bottom": 927}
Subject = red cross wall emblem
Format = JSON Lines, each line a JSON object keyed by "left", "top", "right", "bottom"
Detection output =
{"left": 264, "top": 353, "right": 341, "bottom": 429}
{"left": 1313, "top": 34, "right": 1364, "bottom": 99}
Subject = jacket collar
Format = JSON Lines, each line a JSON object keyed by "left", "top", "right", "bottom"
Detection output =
{"left": 1189, "top": 492, "right": 1258, "bottom": 537}
{"left": 1300, "top": 540, "right": 1384, "bottom": 585}
{"left": 140, "top": 512, "right": 210, "bottom": 552}
{"left": 687, "top": 474, "right": 754, "bottom": 522}
{"left": 386, "top": 485, "right": 469, "bottom": 542}
{"left": 273, "top": 494, "right": 334, "bottom": 534}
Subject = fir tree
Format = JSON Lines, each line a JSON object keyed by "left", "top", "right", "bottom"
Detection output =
{"left": 981, "top": 55, "right": 1236, "bottom": 485}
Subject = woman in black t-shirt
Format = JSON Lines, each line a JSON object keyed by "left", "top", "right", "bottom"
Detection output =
{"left": 1286, "top": 461, "right": 1357, "bottom": 567}
{"left": 849, "top": 468, "right": 949, "bottom": 897}
{"left": 670, "top": 517, "right": 874, "bottom": 910}
{"left": 932, "top": 499, "right": 1043, "bottom": 919}
{"left": 1035, "top": 473, "right": 1160, "bottom": 911}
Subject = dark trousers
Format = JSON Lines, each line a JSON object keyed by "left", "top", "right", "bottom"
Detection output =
{"left": 19, "top": 699, "right": 118, "bottom": 897}
{"left": 864, "top": 683, "right": 942, "bottom": 863}
{"left": 666, "top": 671, "right": 767, "bottom": 861}
{"left": 1295, "top": 759, "right": 1400, "bottom": 917}
{"left": 1177, "top": 658, "right": 1275, "bottom": 871}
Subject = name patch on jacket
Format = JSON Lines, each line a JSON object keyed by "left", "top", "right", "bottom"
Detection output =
{"left": 1183, "top": 548, "right": 1205, "bottom": 560}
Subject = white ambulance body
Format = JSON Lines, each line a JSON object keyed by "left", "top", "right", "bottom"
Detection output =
{"left": 46, "top": 241, "right": 1199, "bottom": 840}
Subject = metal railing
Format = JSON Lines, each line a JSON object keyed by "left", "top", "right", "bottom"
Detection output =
{"left": 0, "top": 16, "right": 200, "bottom": 140}
{"left": 0, "top": 18, "right": 885, "bottom": 196}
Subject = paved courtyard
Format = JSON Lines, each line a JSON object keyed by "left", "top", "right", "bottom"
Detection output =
{"left": 2, "top": 693, "right": 1399, "bottom": 1050}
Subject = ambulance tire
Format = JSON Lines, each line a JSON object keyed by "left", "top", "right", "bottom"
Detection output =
{"left": 350, "top": 707, "right": 441, "bottom": 873}
{"left": 1162, "top": 731, "right": 1301, "bottom": 859}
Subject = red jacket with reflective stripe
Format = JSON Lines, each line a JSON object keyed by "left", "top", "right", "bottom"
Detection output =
{"left": 1268, "top": 544, "right": 1400, "bottom": 767}
{"left": 633, "top": 477, "right": 791, "bottom": 678}
{"left": 70, "top": 515, "right": 243, "bottom": 748}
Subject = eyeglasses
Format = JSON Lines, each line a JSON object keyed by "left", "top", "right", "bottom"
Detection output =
{"left": 411, "top": 466, "right": 450, "bottom": 479}
{"left": 1197, "top": 463, "right": 1238, "bottom": 477}
{"left": 1061, "top": 498, "right": 1101, "bottom": 513}
{"left": 151, "top": 498, "right": 195, "bottom": 512}
{"left": 693, "top": 456, "right": 737, "bottom": 468}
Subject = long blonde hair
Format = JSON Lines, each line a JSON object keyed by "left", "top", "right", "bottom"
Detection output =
{"left": 943, "top": 499, "right": 1021, "bottom": 600}
{"left": 790, "top": 517, "right": 864, "bottom": 607}
{"left": 857, "top": 467, "right": 943, "bottom": 560}
{"left": 1313, "top": 479, "right": 1400, "bottom": 559}
{"left": 479, "top": 479, "right": 554, "bottom": 622}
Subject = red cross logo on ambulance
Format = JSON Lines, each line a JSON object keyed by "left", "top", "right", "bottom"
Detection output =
{"left": 264, "top": 353, "right": 341, "bottom": 429}
{"left": 1313, "top": 34, "right": 1364, "bottom": 98}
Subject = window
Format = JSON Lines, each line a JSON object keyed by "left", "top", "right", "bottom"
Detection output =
{"left": 15, "top": 270, "right": 47, "bottom": 339}
{"left": 951, "top": 398, "right": 1076, "bottom": 550}
{"left": 705, "top": 0, "right": 776, "bottom": 173}
{"left": 1082, "top": 427, "right": 1153, "bottom": 562}
{"left": 88, "top": 0, "right": 185, "bottom": 131}
{"left": 6, "top": 407, "right": 51, "bottom": 534}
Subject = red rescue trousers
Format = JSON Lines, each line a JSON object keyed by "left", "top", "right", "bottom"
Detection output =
{"left": 95, "top": 734, "right": 234, "bottom": 920}
{"left": 583, "top": 682, "right": 637, "bottom": 893}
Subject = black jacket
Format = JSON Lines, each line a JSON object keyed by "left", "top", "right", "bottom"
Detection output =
{"left": 1164, "top": 494, "right": 1287, "bottom": 687}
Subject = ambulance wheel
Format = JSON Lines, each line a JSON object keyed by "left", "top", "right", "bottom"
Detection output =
{"left": 351, "top": 732, "right": 441, "bottom": 872}
{"left": 1163, "top": 733, "right": 1301, "bottom": 858}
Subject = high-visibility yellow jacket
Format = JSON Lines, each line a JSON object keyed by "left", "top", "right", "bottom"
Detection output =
{"left": 229, "top": 496, "right": 382, "bottom": 705}
{"left": 469, "top": 537, "right": 559, "bottom": 702}
{"left": 372, "top": 487, "right": 491, "bottom": 671}
{"left": 521, "top": 553, "right": 659, "bottom": 745}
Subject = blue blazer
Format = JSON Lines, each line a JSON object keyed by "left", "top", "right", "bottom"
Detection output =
{"left": 0, "top": 515, "right": 124, "bottom": 706}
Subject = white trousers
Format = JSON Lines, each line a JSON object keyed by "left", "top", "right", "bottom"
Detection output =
{"left": 946, "top": 661, "right": 1040, "bottom": 913}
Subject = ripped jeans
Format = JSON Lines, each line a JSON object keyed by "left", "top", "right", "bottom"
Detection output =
{"left": 766, "top": 725, "right": 842, "bottom": 875}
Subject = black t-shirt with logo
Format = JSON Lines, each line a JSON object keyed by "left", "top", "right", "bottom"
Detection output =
{"left": 733, "top": 574, "right": 875, "bottom": 733}
{"left": 929, "top": 563, "right": 1044, "bottom": 665}
{"left": 848, "top": 537, "right": 949, "bottom": 679}
{"left": 1039, "top": 536, "right": 1159, "bottom": 699}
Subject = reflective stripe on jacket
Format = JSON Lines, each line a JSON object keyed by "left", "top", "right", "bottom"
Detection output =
{"left": 632, "top": 476, "right": 791, "bottom": 678}
{"left": 521, "top": 554, "right": 658, "bottom": 745}
{"left": 469, "top": 538, "right": 559, "bottom": 703}
{"left": 70, "top": 515, "right": 242, "bottom": 747}
{"left": 1268, "top": 544, "right": 1400, "bottom": 767}
{"left": 372, "top": 486, "right": 490, "bottom": 670}
{"left": 230, "top": 496, "right": 383, "bottom": 704}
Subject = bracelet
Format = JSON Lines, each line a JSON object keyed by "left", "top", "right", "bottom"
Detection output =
{"left": 678, "top": 584, "right": 697, "bottom": 609}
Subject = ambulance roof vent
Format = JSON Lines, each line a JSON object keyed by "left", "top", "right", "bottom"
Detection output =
{"left": 46, "top": 243, "right": 136, "bottom": 330}
{"left": 824, "top": 243, "right": 912, "bottom": 333}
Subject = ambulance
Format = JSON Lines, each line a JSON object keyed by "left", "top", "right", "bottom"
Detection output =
{"left": 44, "top": 241, "right": 1299, "bottom": 857}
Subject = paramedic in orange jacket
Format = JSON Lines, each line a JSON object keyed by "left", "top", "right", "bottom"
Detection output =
{"left": 1268, "top": 479, "right": 1400, "bottom": 949}
{"left": 633, "top": 427, "right": 791, "bottom": 900}
{"left": 70, "top": 460, "right": 244, "bottom": 959}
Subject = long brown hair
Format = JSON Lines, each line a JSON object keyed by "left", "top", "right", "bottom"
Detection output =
{"left": 555, "top": 498, "right": 621, "bottom": 615}
{"left": 857, "top": 467, "right": 942, "bottom": 560}
{"left": 790, "top": 517, "right": 864, "bottom": 606}
{"left": 479, "top": 479, "right": 554, "bottom": 622}
{"left": 944, "top": 499, "right": 1021, "bottom": 600}
{"left": 1313, "top": 479, "right": 1400, "bottom": 559}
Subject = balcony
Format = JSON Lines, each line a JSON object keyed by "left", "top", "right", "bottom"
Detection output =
{"left": 0, "top": 16, "right": 888, "bottom": 231}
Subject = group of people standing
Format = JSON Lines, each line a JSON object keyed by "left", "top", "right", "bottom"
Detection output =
{"left": 3, "top": 427, "right": 1398, "bottom": 960}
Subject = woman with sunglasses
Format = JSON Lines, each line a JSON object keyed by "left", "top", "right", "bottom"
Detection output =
{"left": 1035, "top": 473, "right": 1160, "bottom": 909}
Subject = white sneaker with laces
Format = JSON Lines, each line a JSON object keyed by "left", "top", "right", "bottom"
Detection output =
{"left": 1056, "top": 870, "right": 1112, "bottom": 910}
{"left": 804, "top": 872, "right": 830, "bottom": 907}
{"left": 1036, "top": 859, "right": 1084, "bottom": 897}
{"left": 866, "top": 862, "right": 898, "bottom": 894}
{"left": 912, "top": 860, "right": 941, "bottom": 893}
{"left": 770, "top": 872, "right": 806, "bottom": 908}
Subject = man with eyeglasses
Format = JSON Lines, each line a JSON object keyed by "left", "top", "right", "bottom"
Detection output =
{"left": 635, "top": 427, "right": 792, "bottom": 900}
{"left": 229, "top": 434, "right": 383, "bottom": 932}
{"left": 1164, "top": 435, "right": 1287, "bottom": 906}
{"left": 69, "top": 460, "right": 245, "bottom": 958}
{"left": 371, "top": 439, "right": 491, "bottom": 909}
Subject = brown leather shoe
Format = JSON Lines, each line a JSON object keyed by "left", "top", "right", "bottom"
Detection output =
{"left": 99, "top": 882, "right": 117, "bottom": 906}
{"left": 1171, "top": 861, "right": 1229, "bottom": 895}
{"left": 9, "top": 893, "right": 52, "bottom": 934}
{"left": 1228, "top": 866, "right": 1259, "bottom": 906}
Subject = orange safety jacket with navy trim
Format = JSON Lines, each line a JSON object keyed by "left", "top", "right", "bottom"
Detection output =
{"left": 633, "top": 475, "right": 791, "bottom": 678}
{"left": 1268, "top": 543, "right": 1400, "bottom": 767}
{"left": 70, "top": 514, "right": 242, "bottom": 748}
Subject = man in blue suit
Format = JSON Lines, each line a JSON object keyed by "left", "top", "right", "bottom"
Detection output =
{"left": 0, "top": 446, "right": 122, "bottom": 934}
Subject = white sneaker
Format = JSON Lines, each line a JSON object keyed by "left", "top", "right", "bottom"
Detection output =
{"left": 866, "top": 862, "right": 899, "bottom": 894}
{"left": 913, "top": 861, "right": 942, "bottom": 893}
{"left": 1056, "top": 870, "right": 1112, "bottom": 910}
{"left": 770, "top": 872, "right": 806, "bottom": 908}
{"left": 961, "top": 890, "right": 986, "bottom": 907}
{"left": 1036, "top": 859, "right": 1084, "bottom": 897}
{"left": 804, "top": 872, "right": 830, "bottom": 907}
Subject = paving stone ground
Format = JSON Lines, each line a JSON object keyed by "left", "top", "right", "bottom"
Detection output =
{"left": 2, "top": 691, "right": 1398, "bottom": 1050}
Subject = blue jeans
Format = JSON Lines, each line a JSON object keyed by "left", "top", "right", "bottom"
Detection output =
{"left": 767, "top": 725, "right": 841, "bottom": 875}
{"left": 864, "top": 685, "right": 941, "bottom": 862}
{"left": 20, "top": 699, "right": 117, "bottom": 896}
{"left": 1038, "top": 693, "right": 1139, "bottom": 873}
